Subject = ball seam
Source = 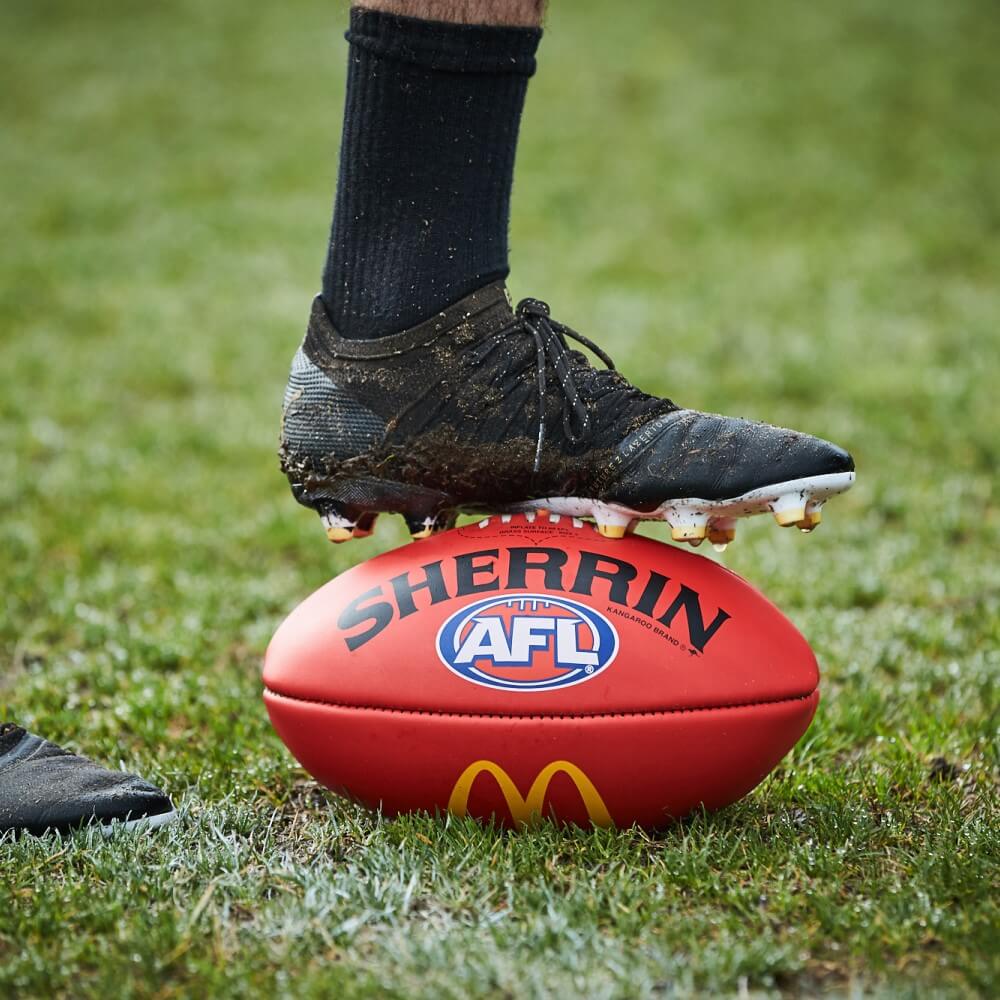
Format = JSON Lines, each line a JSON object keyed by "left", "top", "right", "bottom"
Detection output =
{"left": 262, "top": 688, "right": 817, "bottom": 719}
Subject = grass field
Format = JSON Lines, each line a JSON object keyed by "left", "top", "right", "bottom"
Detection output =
{"left": 1, "top": 0, "right": 998, "bottom": 995}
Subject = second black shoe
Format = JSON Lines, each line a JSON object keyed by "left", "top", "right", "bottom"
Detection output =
{"left": 280, "top": 283, "right": 854, "bottom": 549}
{"left": 0, "top": 723, "right": 176, "bottom": 837}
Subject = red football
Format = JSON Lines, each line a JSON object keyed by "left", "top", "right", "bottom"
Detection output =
{"left": 263, "top": 512, "right": 819, "bottom": 829}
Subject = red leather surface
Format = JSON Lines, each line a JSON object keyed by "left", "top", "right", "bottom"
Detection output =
{"left": 263, "top": 514, "right": 821, "bottom": 826}
{"left": 264, "top": 689, "right": 818, "bottom": 828}
{"left": 264, "top": 515, "right": 818, "bottom": 714}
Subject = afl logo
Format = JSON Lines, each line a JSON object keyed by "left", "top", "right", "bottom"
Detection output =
{"left": 436, "top": 594, "right": 619, "bottom": 692}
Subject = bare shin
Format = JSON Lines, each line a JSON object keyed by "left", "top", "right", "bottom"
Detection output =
{"left": 357, "top": 1, "right": 545, "bottom": 28}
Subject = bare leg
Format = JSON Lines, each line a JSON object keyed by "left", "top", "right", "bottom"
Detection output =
{"left": 360, "top": 0, "right": 544, "bottom": 27}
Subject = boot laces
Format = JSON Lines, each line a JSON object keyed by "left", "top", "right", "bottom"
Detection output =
{"left": 500, "top": 298, "right": 620, "bottom": 473}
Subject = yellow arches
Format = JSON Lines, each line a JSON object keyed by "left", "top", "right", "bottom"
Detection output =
{"left": 447, "top": 759, "right": 612, "bottom": 827}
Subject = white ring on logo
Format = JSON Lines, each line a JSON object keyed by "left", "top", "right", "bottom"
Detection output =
{"left": 435, "top": 593, "right": 620, "bottom": 693}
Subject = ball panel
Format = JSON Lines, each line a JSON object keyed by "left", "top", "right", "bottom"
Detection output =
{"left": 263, "top": 516, "right": 818, "bottom": 717}
{"left": 264, "top": 688, "right": 819, "bottom": 828}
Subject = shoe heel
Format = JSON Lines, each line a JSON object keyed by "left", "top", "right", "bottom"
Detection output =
{"left": 316, "top": 500, "right": 371, "bottom": 544}
{"left": 292, "top": 475, "right": 456, "bottom": 544}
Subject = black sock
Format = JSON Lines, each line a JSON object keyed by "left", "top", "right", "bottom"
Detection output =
{"left": 321, "top": 8, "right": 541, "bottom": 340}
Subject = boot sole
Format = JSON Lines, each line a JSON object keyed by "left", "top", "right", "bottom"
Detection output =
{"left": 291, "top": 471, "right": 855, "bottom": 549}
{"left": 100, "top": 808, "right": 178, "bottom": 836}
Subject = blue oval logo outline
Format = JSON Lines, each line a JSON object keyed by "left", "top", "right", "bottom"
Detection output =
{"left": 436, "top": 593, "right": 619, "bottom": 692}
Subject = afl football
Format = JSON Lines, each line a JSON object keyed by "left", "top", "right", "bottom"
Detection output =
{"left": 263, "top": 512, "right": 819, "bottom": 829}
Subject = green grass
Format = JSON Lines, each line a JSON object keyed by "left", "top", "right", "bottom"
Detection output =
{"left": 1, "top": 0, "right": 997, "bottom": 995}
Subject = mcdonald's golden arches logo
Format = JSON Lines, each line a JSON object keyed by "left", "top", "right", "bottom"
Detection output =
{"left": 447, "top": 759, "right": 612, "bottom": 827}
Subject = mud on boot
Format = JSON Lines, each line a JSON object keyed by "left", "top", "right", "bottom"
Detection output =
{"left": 279, "top": 283, "right": 854, "bottom": 548}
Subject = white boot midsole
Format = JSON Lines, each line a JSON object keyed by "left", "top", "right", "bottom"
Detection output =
{"left": 517, "top": 471, "right": 855, "bottom": 523}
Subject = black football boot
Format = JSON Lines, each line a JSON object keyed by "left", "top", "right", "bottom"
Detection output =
{"left": 279, "top": 283, "right": 854, "bottom": 549}
{"left": 0, "top": 723, "right": 176, "bottom": 837}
